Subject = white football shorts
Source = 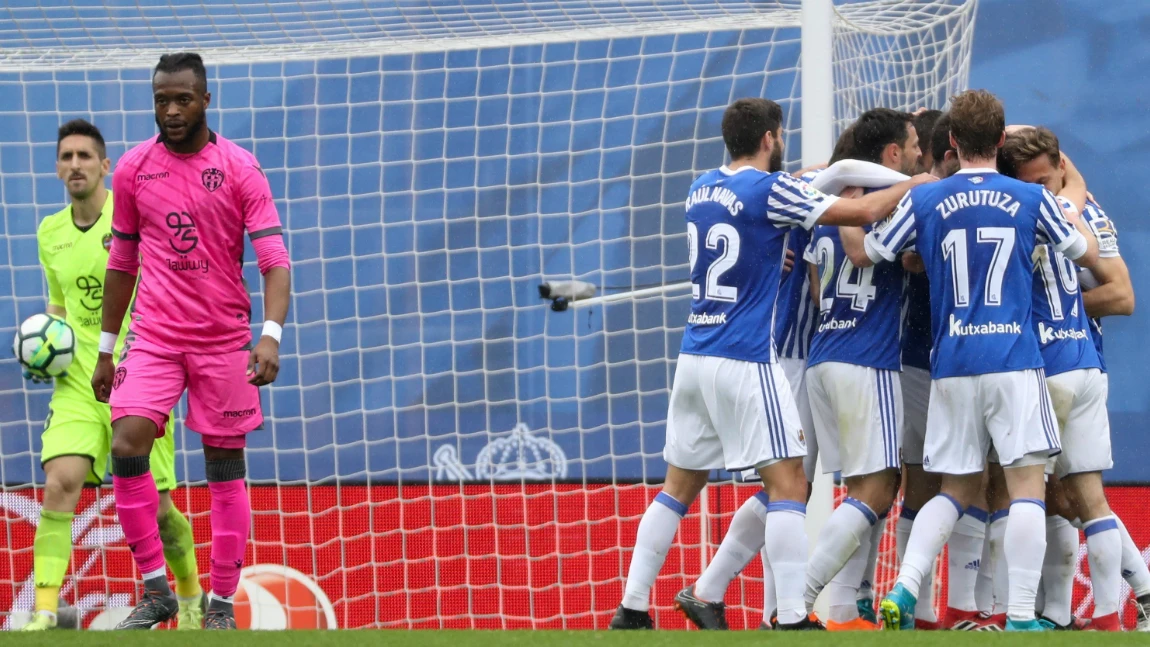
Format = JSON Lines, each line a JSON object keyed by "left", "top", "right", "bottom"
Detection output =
{"left": 900, "top": 365, "right": 931, "bottom": 465}
{"left": 923, "top": 368, "right": 1060, "bottom": 475}
{"left": 665, "top": 353, "right": 807, "bottom": 472}
{"left": 740, "top": 356, "right": 814, "bottom": 482}
{"left": 806, "top": 361, "right": 903, "bottom": 478}
{"left": 1046, "top": 368, "right": 1112, "bottom": 477}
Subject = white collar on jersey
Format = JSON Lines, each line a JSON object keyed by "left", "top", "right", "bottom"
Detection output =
{"left": 719, "top": 164, "right": 761, "bottom": 176}
{"left": 955, "top": 167, "right": 999, "bottom": 174}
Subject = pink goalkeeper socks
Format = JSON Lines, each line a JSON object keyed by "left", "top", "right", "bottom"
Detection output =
{"left": 208, "top": 478, "right": 251, "bottom": 598}
{"left": 112, "top": 471, "right": 166, "bottom": 575}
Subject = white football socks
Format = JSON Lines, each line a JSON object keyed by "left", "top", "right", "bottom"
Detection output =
{"left": 1004, "top": 499, "right": 1046, "bottom": 622}
{"left": 1116, "top": 516, "right": 1150, "bottom": 598}
{"left": 1039, "top": 515, "right": 1077, "bottom": 625}
{"left": 805, "top": 498, "right": 875, "bottom": 609}
{"left": 988, "top": 509, "right": 1009, "bottom": 615}
{"left": 765, "top": 501, "right": 808, "bottom": 625}
{"left": 895, "top": 495, "right": 963, "bottom": 598}
{"left": 974, "top": 520, "right": 994, "bottom": 614}
{"left": 621, "top": 491, "right": 687, "bottom": 612}
{"left": 860, "top": 511, "right": 884, "bottom": 597}
{"left": 1084, "top": 516, "right": 1122, "bottom": 618}
{"left": 946, "top": 507, "right": 987, "bottom": 613}
{"left": 694, "top": 492, "right": 767, "bottom": 603}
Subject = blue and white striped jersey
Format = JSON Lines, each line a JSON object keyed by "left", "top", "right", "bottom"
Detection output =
{"left": 805, "top": 222, "right": 904, "bottom": 371}
{"left": 773, "top": 169, "right": 823, "bottom": 360}
{"left": 680, "top": 166, "right": 838, "bottom": 364}
{"left": 864, "top": 169, "right": 1085, "bottom": 379}
{"left": 1081, "top": 199, "right": 1119, "bottom": 373}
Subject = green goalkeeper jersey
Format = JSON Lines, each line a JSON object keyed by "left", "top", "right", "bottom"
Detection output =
{"left": 36, "top": 191, "right": 129, "bottom": 398}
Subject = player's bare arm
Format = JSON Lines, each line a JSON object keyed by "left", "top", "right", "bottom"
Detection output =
{"left": 1083, "top": 254, "right": 1135, "bottom": 317}
{"left": 91, "top": 268, "right": 135, "bottom": 402}
{"left": 248, "top": 266, "right": 290, "bottom": 386}
{"left": 816, "top": 173, "right": 935, "bottom": 227}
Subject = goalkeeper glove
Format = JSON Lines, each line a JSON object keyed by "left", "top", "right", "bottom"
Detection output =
{"left": 22, "top": 368, "right": 61, "bottom": 384}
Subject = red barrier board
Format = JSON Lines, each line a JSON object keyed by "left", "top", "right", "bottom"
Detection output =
{"left": 1, "top": 484, "right": 1147, "bottom": 629}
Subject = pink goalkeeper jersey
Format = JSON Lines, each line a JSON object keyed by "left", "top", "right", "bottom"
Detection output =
{"left": 111, "top": 131, "right": 283, "bottom": 353}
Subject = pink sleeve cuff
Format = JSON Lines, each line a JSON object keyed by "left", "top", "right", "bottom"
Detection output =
{"left": 107, "top": 237, "right": 140, "bottom": 275}
{"left": 252, "top": 233, "right": 290, "bottom": 274}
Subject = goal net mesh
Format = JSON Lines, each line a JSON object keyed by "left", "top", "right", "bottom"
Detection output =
{"left": 0, "top": 0, "right": 980, "bottom": 629}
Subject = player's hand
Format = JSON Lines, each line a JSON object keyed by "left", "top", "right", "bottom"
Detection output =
{"left": 247, "top": 336, "right": 280, "bottom": 386}
{"left": 910, "top": 172, "right": 938, "bottom": 185}
{"left": 902, "top": 252, "right": 926, "bottom": 274}
{"left": 783, "top": 248, "right": 795, "bottom": 273}
{"left": 91, "top": 354, "right": 115, "bottom": 403}
{"left": 22, "top": 367, "right": 55, "bottom": 385}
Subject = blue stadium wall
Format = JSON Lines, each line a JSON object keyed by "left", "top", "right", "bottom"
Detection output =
{"left": 0, "top": 0, "right": 1146, "bottom": 485}
{"left": 967, "top": 0, "right": 1150, "bottom": 483}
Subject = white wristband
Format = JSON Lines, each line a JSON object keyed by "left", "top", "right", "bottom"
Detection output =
{"left": 98, "top": 331, "right": 118, "bottom": 355}
{"left": 261, "top": 321, "right": 283, "bottom": 343}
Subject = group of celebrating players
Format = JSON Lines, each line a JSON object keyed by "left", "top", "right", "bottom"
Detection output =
{"left": 15, "top": 45, "right": 1146, "bottom": 634}
{"left": 610, "top": 90, "right": 1147, "bottom": 632}
{"left": 23, "top": 52, "right": 289, "bottom": 630}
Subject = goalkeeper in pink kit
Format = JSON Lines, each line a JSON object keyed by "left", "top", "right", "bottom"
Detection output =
{"left": 91, "top": 52, "right": 291, "bottom": 630}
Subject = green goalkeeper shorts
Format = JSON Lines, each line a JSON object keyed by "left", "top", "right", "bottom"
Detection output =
{"left": 41, "top": 383, "right": 177, "bottom": 490}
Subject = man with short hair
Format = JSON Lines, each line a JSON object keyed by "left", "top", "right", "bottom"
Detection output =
{"left": 852, "top": 108, "right": 921, "bottom": 176}
{"left": 24, "top": 119, "right": 202, "bottom": 631}
{"left": 798, "top": 107, "right": 925, "bottom": 630}
{"left": 914, "top": 110, "right": 944, "bottom": 175}
{"left": 672, "top": 121, "right": 865, "bottom": 632}
{"left": 91, "top": 52, "right": 291, "bottom": 630}
{"left": 610, "top": 97, "right": 931, "bottom": 631}
{"left": 864, "top": 90, "right": 1098, "bottom": 632}
{"left": 1000, "top": 125, "right": 1146, "bottom": 631}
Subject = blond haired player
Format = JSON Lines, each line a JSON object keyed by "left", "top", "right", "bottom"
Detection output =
{"left": 24, "top": 119, "right": 203, "bottom": 631}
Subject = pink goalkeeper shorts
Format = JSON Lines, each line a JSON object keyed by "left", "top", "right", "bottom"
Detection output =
{"left": 110, "top": 335, "right": 263, "bottom": 449}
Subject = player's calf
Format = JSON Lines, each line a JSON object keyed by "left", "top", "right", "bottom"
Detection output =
{"left": 203, "top": 448, "right": 251, "bottom": 618}
{"left": 1063, "top": 471, "right": 1122, "bottom": 630}
{"left": 613, "top": 466, "right": 707, "bottom": 627}
{"left": 757, "top": 457, "right": 810, "bottom": 628}
{"left": 31, "top": 456, "right": 89, "bottom": 622}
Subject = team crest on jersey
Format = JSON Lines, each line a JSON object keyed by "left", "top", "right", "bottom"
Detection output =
{"left": 102, "top": 232, "right": 112, "bottom": 251}
{"left": 202, "top": 167, "right": 225, "bottom": 192}
{"left": 968, "top": 175, "right": 984, "bottom": 184}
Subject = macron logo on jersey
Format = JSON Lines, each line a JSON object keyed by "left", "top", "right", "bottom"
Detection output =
{"left": 685, "top": 186, "right": 744, "bottom": 217}
{"left": 935, "top": 190, "right": 1020, "bottom": 219}
{"left": 948, "top": 314, "right": 1021, "bottom": 337}
{"left": 1038, "top": 322, "right": 1090, "bottom": 345}
{"left": 687, "top": 312, "right": 727, "bottom": 326}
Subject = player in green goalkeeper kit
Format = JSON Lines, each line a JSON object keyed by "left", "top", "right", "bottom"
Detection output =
{"left": 22, "top": 119, "right": 204, "bottom": 630}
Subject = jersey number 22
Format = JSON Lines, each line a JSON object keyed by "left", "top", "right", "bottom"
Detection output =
{"left": 687, "top": 222, "right": 740, "bottom": 302}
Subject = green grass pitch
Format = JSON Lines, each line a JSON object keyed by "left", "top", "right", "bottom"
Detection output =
{"left": 2, "top": 631, "right": 1148, "bottom": 647}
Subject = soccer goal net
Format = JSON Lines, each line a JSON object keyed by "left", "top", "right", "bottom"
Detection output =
{"left": 0, "top": 0, "right": 976, "bottom": 630}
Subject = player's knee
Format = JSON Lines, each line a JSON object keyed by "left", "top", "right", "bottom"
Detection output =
{"left": 42, "top": 471, "right": 84, "bottom": 508}
{"left": 761, "top": 458, "right": 807, "bottom": 502}
{"left": 1064, "top": 472, "right": 1110, "bottom": 520}
{"left": 110, "top": 417, "right": 157, "bottom": 457}
{"left": 847, "top": 472, "right": 898, "bottom": 513}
